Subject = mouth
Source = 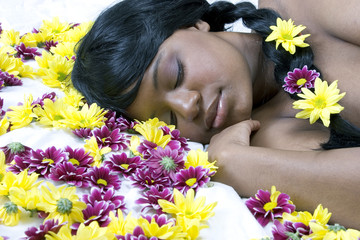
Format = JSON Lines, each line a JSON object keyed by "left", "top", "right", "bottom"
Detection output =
{"left": 205, "top": 91, "right": 226, "bottom": 129}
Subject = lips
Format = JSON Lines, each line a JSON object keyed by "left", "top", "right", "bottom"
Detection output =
{"left": 205, "top": 94, "right": 220, "bottom": 130}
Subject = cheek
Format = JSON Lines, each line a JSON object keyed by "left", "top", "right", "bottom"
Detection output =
{"left": 177, "top": 122, "right": 220, "bottom": 144}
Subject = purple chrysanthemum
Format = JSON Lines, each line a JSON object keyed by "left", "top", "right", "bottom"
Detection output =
{"left": 0, "top": 23, "right": 2, "bottom": 34}
{"left": 245, "top": 189, "right": 296, "bottom": 227}
{"left": 137, "top": 140, "right": 158, "bottom": 160}
{"left": 0, "top": 97, "right": 5, "bottom": 117}
{"left": 0, "top": 79, "right": 4, "bottom": 91}
{"left": 24, "top": 219, "right": 65, "bottom": 240}
{"left": 32, "top": 92, "right": 57, "bottom": 107}
{"left": 48, "top": 161, "right": 89, "bottom": 188}
{"left": 129, "top": 168, "right": 171, "bottom": 191}
{"left": 117, "top": 226, "right": 158, "bottom": 240}
{"left": 272, "top": 220, "right": 310, "bottom": 240}
{"left": 44, "top": 40, "right": 58, "bottom": 52}
{"left": 14, "top": 43, "right": 42, "bottom": 61}
{"left": 92, "top": 126, "right": 129, "bottom": 151}
{"left": 104, "top": 152, "right": 143, "bottom": 177}
{"left": 85, "top": 166, "right": 121, "bottom": 191}
{"left": 72, "top": 128, "right": 93, "bottom": 138}
{"left": 173, "top": 166, "right": 210, "bottom": 194}
{"left": 169, "top": 129, "right": 190, "bottom": 152}
{"left": 64, "top": 146, "right": 93, "bottom": 168}
{"left": 0, "top": 70, "right": 22, "bottom": 87}
{"left": 24, "top": 146, "right": 68, "bottom": 178}
{"left": 6, "top": 154, "right": 31, "bottom": 174}
{"left": 146, "top": 146, "right": 185, "bottom": 181}
{"left": 135, "top": 186, "right": 173, "bottom": 214}
{"left": 82, "top": 187, "right": 126, "bottom": 212}
{"left": 283, "top": 65, "right": 320, "bottom": 94}
{"left": 0, "top": 142, "right": 32, "bottom": 164}
{"left": 142, "top": 214, "right": 176, "bottom": 227}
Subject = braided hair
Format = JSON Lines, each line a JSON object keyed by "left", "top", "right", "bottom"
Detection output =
{"left": 71, "top": 0, "right": 360, "bottom": 149}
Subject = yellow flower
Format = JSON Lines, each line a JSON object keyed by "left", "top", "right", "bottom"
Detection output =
{"left": 293, "top": 78, "right": 346, "bottom": 127}
{"left": 36, "top": 51, "right": 57, "bottom": 69}
{"left": 20, "top": 29, "right": 53, "bottom": 48}
{"left": 0, "top": 151, "right": 5, "bottom": 182}
{"left": 8, "top": 187, "right": 41, "bottom": 211}
{"left": 185, "top": 149, "right": 218, "bottom": 175}
{"left": 50, "top": 42, "right": 77, "bottom": 59}
{"left": 283, "top": 204, "right": 331, "bottom": 227}
{"left": 158, "top": 188, "right": 217, "bottom": 222}
{"left": 45, "top": 221, "right": 114, "bottom": 240}
{"left": 0, "top": 170, "right": 41, "bottom": 196}
{"left": 176, "top": 216, "right": 207, "bottom": 240}
{"left": 0, "top": 117, "right": 9, "bottom": 136}
{"left": 265, "top": 18, "right": 310, "bottom": 54}
{"left": 37, "top": 182, "right": 86, "bottom": 225}
{"left": 40, "top": 17, "right": 71, "bottom": 38}
{"left": 0, "top": 201, "right": 21, "bottom": 226}
{"left": 107, "top": 210, "right": 137, "bottom": 236}
{"left": 129, "top": 135, "right": 142, "bottom": 156}
{"left": 18, "top": 64, "right": 36, "bottom": 79}
{"left": 134, "top": 118, "right": 174, "bottom": 148}
{"left": 5, "top": 94, "right": 37, "bottom": 130}
{"left": 61, "top": 103, "right": 107, "bottom": 130}
{"left": 84, "top": 136, "right": 112, "bottom": 167}
{"left": 60, "top": 21, "right": 93, "bottom": 43}
{"left": 62, "top": 87, "right": 85, "bottom": 108}
{"left": 0, "top": 48, "right": 20, "bottom": 76}
{"left": 0, "top": 29, "right": 21, "bottom": 46}
{"left": 137, "top": 215, "right": 186, "bottom": 239}
{"left": 303, "top": 223, "right": 360, "bottom": 240}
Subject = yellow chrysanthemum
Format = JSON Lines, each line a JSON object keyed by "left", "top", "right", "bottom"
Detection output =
{"left": 20, "top": 29, "right": 53, "bottom": 48}
{"left": 134, "top": 118, "right": 174, "bottom": 148}
{"left": 8, "top": 187, "right": 41, "bottom": 211}
{"left": 129, "top": 135, "right": 142, "bottom": 156}
{"left": 0, "top": 201, "right": 21, "bottom": 226}
{"left": 185, "top": 149, "right": 218, "bottom": 175}
{"left": 303, "top": 222, "right": 360, "bottom": 240}
{"left": 0, "top": 169, "right": 41, "bottom": 196}
{"left": 0, "top": 151, "right": 6, "bottom": 182}
{"left": 60, "top": 21, "right": 93, "bottom": 43}
{"left": 36, "top": 51, "right": 57, "bottom": 69}
{"left": 158, "top": 188, "right": 217, "bottom": 222}
{"left": 84, "top": 136, "right": 112, "bottom": 167}
{"left": 137, "top": 215, "right": 186, "bottom": 239}
{"left": 61, "top": 103, "right": 107, "bottom": 130}
{"left": 0, "top": 48, "right": 20, "bottom": 76}
{"left": 62, "top": 87, "right": 85, "bottom": 108}
{"left": 40, "top": 17, "right": 71, "bottom": 38}
{"left": 0, "top": 117, "right": 9, "bottom": 136}
{"left": 0, "top": 29, "right": 21, "bottom": 46}
{"left": 50, "top": 42, "right": 77, "bottom": 59}
{"left": 265, "top": 18, "right": 310, "bottom": 54}
{"left": 45, "top": 221, "right": 114, "bottom": 240}
{"left": 37, "top": 182, "right": 86, "bottom": 225}
{"left": 293, "top": 78, "right": 346, "bottom": 127}
{"left": 18, "top": 63, "right": 36, "bottom": 79}
{"left": 282, "top": 204, "right": 331, "bottom": 227}
{"left": 37, "top": 54, "right": 74, "bottom": 89}
{"left": 107, "top": 210, "right": 137, "bottom": 236}
{"left": 5, "top": 94, "right": 37, "bottom": 130}
{"left": 176, "top": 216, "right": 207, "bottom": 240}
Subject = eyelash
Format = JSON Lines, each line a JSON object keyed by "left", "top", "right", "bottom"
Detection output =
{"left": 170, "top": 59, "right": 185, "bottom": 126}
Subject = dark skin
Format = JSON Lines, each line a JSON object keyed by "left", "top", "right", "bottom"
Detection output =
{"left": 127, "top": 0, "right": 360, "bottom": 228}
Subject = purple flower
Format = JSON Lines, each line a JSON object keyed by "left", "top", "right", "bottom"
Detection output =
{"left": 14, "top": 43, "right": 42, "bottom": 61}
{"left": 72, "top": 128, "right": 93, "bottom": 138}
{"left": 118, "top": 226, "right": 158, "bottom": 240}
{"left": 85, "top": 166, "right": 121, "bottom": 191}
{"left": 0, "top": 23, "right": 2, "bottom": 34}
{"left": 24, "top": 146, "right": 68, "bottom": 178}
{"left": 245, "top": 188, "right": 295, "bottom": 227}
{"left": 83, "top": 188, "right": 126, "bottom": 212}
{"left": 137, "top": 140, "right": 157, "bottom": 160}
{"left": 272, "top": 220, "right": 310, "bottom": 240}
{"left": 146, "top": 146, "right": 185, "bottom": 181}
{"left": 129, "top": 168, "right": 170, "bottom": 191}
{"left": 0, "top": 79, "right": 3, "bottom": 91}
{"left": 0, "top": 142, "right": 32, "bottom": 164}
{"left": 142, "top": 214, "right": 175, "bottom": 227}
{"left": 0, "top": 98, "right": 5, "bottom": 117}
{"left": 283, "top": 65, "right": 320, "bottom": 94}
{"left": 24, "top": 219, "right": 65, "bottom": 240}
{"left": 136, "top": 187, "right": 173, "bottom": 214}
{"left": 104, "top": 152, "right": 143, "bottom": 177}
{"left": 92, "top": 126, "right": 129, "bottom": 151}
{"left": 173, "top": 166, "right": 210, "bottom": 194}
{"left": 169, "top": 129, "right": 190, "bottom": 152}
{"left": 32, "top": 92, "right": 57, "bottom": 107}
{"left": 48, "top": 161, "right": 89, "bottom": 188}
{"left": 44, "top": 40, "right": 58, "bottom": 51}
{"left": 0, "top": 70, "right": 22, "bottom": 87}
{"left": 64, "top": 146, "right": 93, "bottom": 167}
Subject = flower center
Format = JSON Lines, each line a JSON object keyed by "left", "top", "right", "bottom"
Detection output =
{"left": 54, "top": 115, "right": 64, "bottom": 121}
{"left": 57, "top": 72, "right": 68, "bottom": 82}
{"left": 328, "top": 223, "right": 346, "bottom": 232}
{"left": 7, "top": 142, "right": 25, "bottom": 154}
{"left": 296, "top": 78, "right": 307, "bottom": 86}
{"left": 283, "top": 33, "right": 293, "bottom": 40}
{"left": 97, "top": 178, "right": 108, "bottom": 186}
{"left": 160, "top": 156, "right": 177, "bottom": 171}
{"left": 314, "top": 97, "right": 327, "bottom": 109}
{"left": 42, "top": 158, "right": 54, "bottom": 164}
{"left": 68, "top": 158, "right": 80, "bottom": 165}
{"left": 0, "top": 173, "right": 3, "bottom": 182}
{"left": 185, "top": 178, "right": 197, "bottom": 187}
{"left": 4, "top": 202, "right": 18, "bottom": 214}
{"left": 263, "top": 202, "right": 277, "bottom": 212}
{"left": 56, "top": 198, "right": 73, "bottom": 214}
{"left": 121, "top": 164, "right": 129, "bottom": 170}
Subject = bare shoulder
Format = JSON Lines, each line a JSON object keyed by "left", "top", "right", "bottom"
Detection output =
{"left": 259, "top": 0, "right": 360, "bottom": 46}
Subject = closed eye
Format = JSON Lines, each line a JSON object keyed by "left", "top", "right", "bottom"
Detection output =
{"left": 169, "top": 59, "right": 185, "bottom": 126}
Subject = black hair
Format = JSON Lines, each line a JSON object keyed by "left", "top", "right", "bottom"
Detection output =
{"left": 71, "top": 0, "right": 360, "bottom": 149}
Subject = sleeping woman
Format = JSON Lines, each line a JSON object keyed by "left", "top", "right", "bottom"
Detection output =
{"left": 71, "top": 0, "right": 360, "bottom": 228}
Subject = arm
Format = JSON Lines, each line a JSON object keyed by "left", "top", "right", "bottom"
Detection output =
{"left": 207, "top": 120, "right": 360, "bottom": 228}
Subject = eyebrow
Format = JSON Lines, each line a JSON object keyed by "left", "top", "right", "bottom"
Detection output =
{"left": 152, "top": 53, "right": 163, "bottom": 90}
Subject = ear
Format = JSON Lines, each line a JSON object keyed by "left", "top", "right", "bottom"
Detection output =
{"left": 193, "top": 20, "right": 210, "bottom": 32}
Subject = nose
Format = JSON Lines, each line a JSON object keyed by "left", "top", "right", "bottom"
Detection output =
{"left": 166, "top": 90, "right": 200, "bottom": 121}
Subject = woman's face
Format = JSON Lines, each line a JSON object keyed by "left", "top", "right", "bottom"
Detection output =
{"left": 126, "top": 25, "right": 254, "bottom": 143}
